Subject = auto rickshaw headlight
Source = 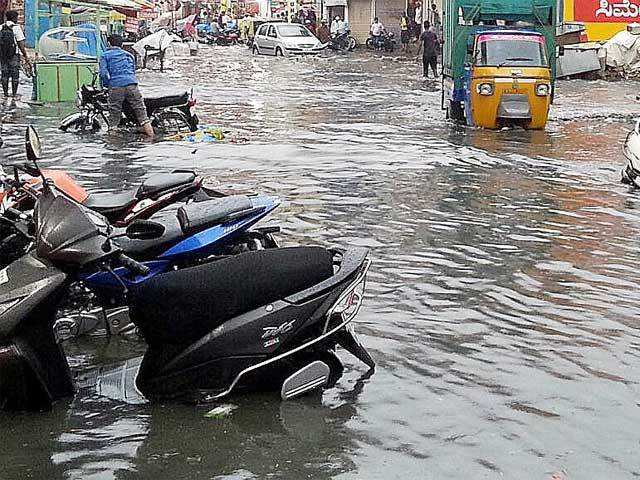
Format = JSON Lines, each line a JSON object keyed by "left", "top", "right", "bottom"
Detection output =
{"left": 477, "top": 83, "right": 494, "bottom": 96}
{"left": 536, "top": 84, "right": 550, "bottom": 96}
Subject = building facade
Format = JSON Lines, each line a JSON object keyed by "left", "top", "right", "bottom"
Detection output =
{"left": 327, "top": 0, "right": 442, "bottom": 44}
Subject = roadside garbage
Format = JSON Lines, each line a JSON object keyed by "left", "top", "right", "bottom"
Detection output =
{"left": 204, "top": 404, "right": 238, "bottom": 419}
{"left": 603, "top": 24, "right": 640, "bottom": 75}
{"left": 132, "top": 29, "right": 181, "bottom": 60}
{"left": 166, "top": 126, "right": 225, "bottom": 142}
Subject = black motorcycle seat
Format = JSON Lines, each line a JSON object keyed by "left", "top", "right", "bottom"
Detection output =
{"left": 129, "top": 247, "right": 334, "bottom": 346}
{"left": 137, "top": 171, "right": 196, "bottom": 198}
{"left": 116, "top": 209, "right": 185, "bottom": 260}
{"left": 83, "top": 189, "right": 138, "bottom": 219}
{"left": 177, "top": 195, "right": 254, "bottom": 235}
{"left": 144, "top": 92, "right": 189, "bottom": 111}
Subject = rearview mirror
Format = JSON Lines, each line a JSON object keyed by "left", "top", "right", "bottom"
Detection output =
{"left": 125, "top": 220, "right": 165, "bottom": 240}
{"left": 25, "top": 126, "right": 42, "bottom": 162}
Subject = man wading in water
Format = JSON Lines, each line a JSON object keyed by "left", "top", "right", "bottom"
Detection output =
{"left": 99, "top": 34, "right": 154, "bottom": 138}
{"left": 415, "top": 20, "right": 438, "bottom": 79}
{"left": 0, "top": 10, "right": 30, "bottom": 98}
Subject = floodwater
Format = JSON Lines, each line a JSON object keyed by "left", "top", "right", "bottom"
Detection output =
{"left": 2, "top": 46, "right": 640, "bottom": 479}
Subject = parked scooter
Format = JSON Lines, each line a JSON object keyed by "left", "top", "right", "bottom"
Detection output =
{"left": 59, "top": 72, "right": 199, "bottom": 134}
{"left": 0, "top": 127, "right": 374, "bottom": 411}
{"left": 365, "top": 32, "right": 395, "bottom": 52}
{"left": 329, "top": 30, "right": 356, "bottom": 52}
{"left": 622, "top": 120, "right": 640, "bottom": 187}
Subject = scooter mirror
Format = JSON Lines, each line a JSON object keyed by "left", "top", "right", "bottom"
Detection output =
{"left": 125, "top": 220, "right": 165, "bottom": 240}
{"left": 25, "top": 126, "right": 42, "bottom": 162}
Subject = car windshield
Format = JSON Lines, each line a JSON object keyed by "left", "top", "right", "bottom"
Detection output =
{"left": 277, "top": 25, "right": 312, "bottom": 37}
{"left": 475, "top": 35, "right": 548, "bottom": 67}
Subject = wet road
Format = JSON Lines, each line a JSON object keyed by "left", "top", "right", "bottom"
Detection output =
{"left": 2, "top": 46, "right": 640, "bottom": 479}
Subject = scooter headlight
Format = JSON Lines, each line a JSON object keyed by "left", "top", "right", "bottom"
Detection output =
{"left": 536, "top": 84, "right": 550, "bottom": 96}
{"left": 477, "top": 83, "right": 494, "bottom": 96}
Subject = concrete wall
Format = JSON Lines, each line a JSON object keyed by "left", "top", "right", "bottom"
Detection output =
{"left": 374, "top": 0, "right": 406, "bottom": 38}
{"left": 349, "top": 0, "right": 372, "bottom": 43}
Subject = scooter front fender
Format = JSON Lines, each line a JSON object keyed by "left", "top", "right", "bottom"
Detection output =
{"left": 59, "top": 112, "right": 86, "bottom": 131}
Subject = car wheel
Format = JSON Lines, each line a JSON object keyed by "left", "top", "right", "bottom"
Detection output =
{"left": 275, "top": 47, "right": 283, "bottom": 57}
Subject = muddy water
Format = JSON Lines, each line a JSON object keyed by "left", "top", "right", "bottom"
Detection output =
{"left": 2, "top": 47, "right": 640, "bottom": 479}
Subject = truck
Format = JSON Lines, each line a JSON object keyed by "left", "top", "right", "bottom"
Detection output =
{"left": 442, "top": 0, "right": 558, "bottom": 129}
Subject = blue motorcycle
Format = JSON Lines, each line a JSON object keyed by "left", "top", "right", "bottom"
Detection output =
{"left": 54, "top": 193, "right": 281, "bottom": 337}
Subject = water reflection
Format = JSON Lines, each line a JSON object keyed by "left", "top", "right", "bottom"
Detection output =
{"left": 1, "top": 46, "right": 640, "bottom": 478}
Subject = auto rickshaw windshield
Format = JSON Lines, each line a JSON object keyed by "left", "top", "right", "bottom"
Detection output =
{"left": 475, "top": 34, "right": 549, "bottom": 68}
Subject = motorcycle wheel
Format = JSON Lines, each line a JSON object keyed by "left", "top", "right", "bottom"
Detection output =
{"left": 347, "top": 36, "right": 357, "bottom": 51}
{"left": 365, "top": 38, "right": 374, "bottom": 50}
{"left": 152, "top": 110, "right": 193, "bottom": 135}
{"left": 63, "top": 116, "right": 101, "bottom": 133}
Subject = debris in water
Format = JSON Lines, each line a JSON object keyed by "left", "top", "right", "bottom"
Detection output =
{"left": 167, "top": 125, "right": 225, "bottom": 143}
{"left": 204, "top": 404, "right": 238, "bottom": 419}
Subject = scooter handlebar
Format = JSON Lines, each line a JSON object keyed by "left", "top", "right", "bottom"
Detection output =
{"left": 118, "top": 253, "right": 150, "bottom": 276}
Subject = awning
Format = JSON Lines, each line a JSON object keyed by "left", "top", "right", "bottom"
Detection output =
{"left": 104, "top": 0, "right": 141, "bottom": 9}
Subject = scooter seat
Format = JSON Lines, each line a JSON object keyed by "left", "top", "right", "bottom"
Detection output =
{"left": 83, "top": 189, "right": 138, "bottom": 220}
{"left": 177, "top": 195, "right": 254, "bottom": 235}
{"left": 144, "top": 92, "right": 189, "bottom": 111}
{"left": 137, "top": 171, "right": 196, "bottom": 198}
{"left": 116, "top": 209, "right": 186, "bottom": 260}
{"left": 129, "top": 247, "right": 334, "bottom": 346}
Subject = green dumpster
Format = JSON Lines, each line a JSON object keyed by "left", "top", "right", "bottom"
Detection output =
{"left": 33, "top": 61, "right": 98, "bottom": 103}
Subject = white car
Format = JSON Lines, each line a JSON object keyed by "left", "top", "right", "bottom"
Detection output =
{"left": 252, "top": 22, "right": 325, "bottom": 56}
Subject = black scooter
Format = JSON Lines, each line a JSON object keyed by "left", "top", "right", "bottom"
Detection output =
{"left": 365, "top": 32, "right": 395, "bottom": 52}
{"left": 0, "top": 127, "right": 374, "bottom": 411}
{"left": 59, "top": 72, "right": 199, "bottom": 134}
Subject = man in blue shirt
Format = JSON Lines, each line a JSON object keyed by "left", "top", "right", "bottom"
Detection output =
{"left": 99, "top": 34, "right": 154, "bottom": 137}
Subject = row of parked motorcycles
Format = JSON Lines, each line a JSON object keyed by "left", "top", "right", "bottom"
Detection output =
{"left": 0, "top": 126, "right": 375, "bottom": 411}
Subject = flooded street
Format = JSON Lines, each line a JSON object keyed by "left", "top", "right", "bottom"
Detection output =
{"left": 3, "top": 46, "right": 640, "bottom": 479}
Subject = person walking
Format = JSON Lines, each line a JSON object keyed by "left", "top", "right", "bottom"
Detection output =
{"left": 0, "top": 10, "right": 29, "bottom": 98}
{"left": 400, "top": 14, "right": 410, "bottom": 53}
{"left": 415, "top": 20, "right": 438, "bottom": 78}
{"left": 99, "top": 34, "right": 154, "bottom": 138}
